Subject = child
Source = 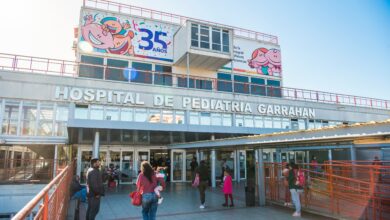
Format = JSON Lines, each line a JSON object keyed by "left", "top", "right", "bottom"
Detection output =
{"left": 154, "top": 167, "right": 165, "bottom": 205}
{"left": 222, "top": 169, "right": 234, "bottom": 207}
{"left": 282, "top": 163, "right": 292, "bottom": 206}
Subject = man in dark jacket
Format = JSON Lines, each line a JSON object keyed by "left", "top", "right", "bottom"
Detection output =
{"left": 195, "top": 160, "right": 209, "bottom": 209}
{"left": 86, "top": 158, "right": 104, "bottom": 220}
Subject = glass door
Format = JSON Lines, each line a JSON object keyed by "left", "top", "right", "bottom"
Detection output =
{"left": 136, "top": 149, "right": 150, "bottom": 174}
{"left": 185, "top": 151, "right": 197, "bottom": 182}
{"left": 80, "top": 150, "right": 92, "bottom": 183}
{"left": 121, "top": 151, "right": 134, "bottom": 184}
{"left": 239, "top": 150, "right": 246, "bottom": 180}
{"left": 171, "top": 150, "right": 185, "bottom": 182}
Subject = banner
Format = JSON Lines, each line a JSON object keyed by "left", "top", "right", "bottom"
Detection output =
{"left": 79, "top": 9, "right": 179, "bottom": 62}
{"left": 223, "top": 37, "right": 282, "bottom": 77}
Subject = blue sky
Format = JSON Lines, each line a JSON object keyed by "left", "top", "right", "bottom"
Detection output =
{"left": 1, "top": 0, "right": 389, "bottom": 99}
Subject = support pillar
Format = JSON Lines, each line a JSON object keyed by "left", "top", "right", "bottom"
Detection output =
{"left": 211, "top": 149, "right": 216, "bottom": 188}
{"left": 236, "top": 150, "right": 240, "bottom": 182}
{"left": 256, "top": 149, "right": 266, "bottom": 206}
{"left": 328, "top": 149, "right": 333, "bottom": 161}
{"left": 93, "top": 131, "right": 100, "bottom": 158}
{"left": 53, "top": 145, "right": 58, "bottom": 177}
{"left": 350, "top": 145, "right": 357, "bottom": 178}
{"left": 186, "top": 52, "right": 190, "bottom": 88}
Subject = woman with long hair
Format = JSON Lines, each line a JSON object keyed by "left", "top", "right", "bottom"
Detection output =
{"left": 136, "top": 161, "right": 165, "bottom": 220}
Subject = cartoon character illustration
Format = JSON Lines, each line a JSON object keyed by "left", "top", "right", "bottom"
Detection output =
{"left": 100, "top": 17, "right": 130, "bottom": 35}
{"left": 248, "top": 48, "right": 269, "bottom": 75}
{"left": 81, "top": 15, "right": 114, "bottom": 49}
{"left": 108, "top": 31, "right": 135, "bottom": 55}
{"left": 265, "top": 49, "right": 282, "bottom": 76}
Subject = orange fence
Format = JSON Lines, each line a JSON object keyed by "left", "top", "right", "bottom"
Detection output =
{"left": 264, "top": 162, "right": 390, "bottom": 220}
{"left": 0, "top": 159, "right": 68, "bottom": 184}
{"left": 11, "top": 161, "right": 75, "bottom": 220}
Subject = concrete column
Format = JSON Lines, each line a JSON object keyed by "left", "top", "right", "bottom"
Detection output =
{"left": 236, "top": 150, "right": 240, "bottom": 182}
{"left": 76, "top": 147, "right": 82, "bottom": 177}
{"left": 10, "top": 149, "right": 15, "bottom": 169}
{"left": 93, "top": 131, "right": 100, "bottom": 158}
{"left": 211, "top": 149, "right": 216, "bottom": 188}
{"left": 53, "top": 145, "right": 58, "bottom": 177}
{"left": 196, "top": 150, "right": 200, "bottom": 163}
{"left": 306, "top": 151, "right": 310, "bottom": 163}
{"left": 350, "top": 145, "right": 357, "bottom": 178}
{"left": 328, "top": 149, "right": 333, "bottom": 161}
{"left": 186, "top": 52, "right": 190, "bottom": 87}
{"left": 276, "top": 149, "right": 281, "bottom": 163}
{"left": 256, "top": 149, "right": 266, "bottom": 206}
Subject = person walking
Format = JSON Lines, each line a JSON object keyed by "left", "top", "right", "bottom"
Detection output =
{"left": 282, "top": 163, "right": 291, "bottom": 206}
{"left": 190, "top": 157, "right": 199, "bottom": 181}
{"left": 136, "top": 161, "right": 166, "bottom": 220}
{"left": 86, "top": 158, "right": 104, "bottom": 220}
{"left": 195, "top": 160, "right": 210, "bottom": 209}
{"left": 222, "top": 169, "right": 234, "bottom": 207}
{"left": 288, "top": 162, "right": 304, "bottom": 217}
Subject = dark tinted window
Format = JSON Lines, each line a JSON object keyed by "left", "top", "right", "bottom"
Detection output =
{"left": 106, "top": 59, "right": 129, "bottom": 81}
{"left": 251, "top": 77, "right": 266, "bottom": 96}
{"left": 234, "top": 75, "right": 249, "bottom": 94}
{"left": 79, "top": 55, "right": 104, "bottom": 79}
{"left": 131, "top": 62, "right": 153, "bottom": 84}
{"left": 267, "top": 80, "right": 281, "bottom": 97}
{"left": 217, "top": 73, "right": 232, "bottom": 92}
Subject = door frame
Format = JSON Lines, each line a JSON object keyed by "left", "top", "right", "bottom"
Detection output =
{"left": 170, "top": 149, "right": 186, "bottom": 182}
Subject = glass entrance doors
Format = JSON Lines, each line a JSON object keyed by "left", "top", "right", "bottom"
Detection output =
{"left": 136, "top": 150, "right": 150, "bottom": 173}
{"left": 171, "top": 150, "right": 185, "bottom": 182}
{"left": 239, "top": 150, "right": 246, "bottom": 180}
{"left": 121, "top": 151, "right": 134, "bottom": 183}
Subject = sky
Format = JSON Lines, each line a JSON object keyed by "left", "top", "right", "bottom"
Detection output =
{"left": 1, "top": 0, "right": 390, "bottom": 100}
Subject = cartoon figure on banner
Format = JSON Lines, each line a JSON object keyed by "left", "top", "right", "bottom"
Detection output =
{"left": 81, "top": 15, "right": 135, "bottom": 55}
{"left": 266, "top": 49, "right": 282, "bottom": 77}
{"left": 248, "top": 48, "right": 282, "bottom": 76}
{"left": 81, "top": 15, "right": 114, "bottom": 50}
{"left": 100, "top": 17, "right": 135, "bottom": 55}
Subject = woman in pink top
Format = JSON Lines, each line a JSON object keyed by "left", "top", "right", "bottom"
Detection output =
{"left": 222, "top": 169, "right": 234, "bottom": 207}
{"left": 136, "top": 161, "right": 165, "bottom": 220}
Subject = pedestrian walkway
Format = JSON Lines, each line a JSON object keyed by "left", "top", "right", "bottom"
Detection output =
{"left": 79, "top": 182, "right": 332, "bottom": 220}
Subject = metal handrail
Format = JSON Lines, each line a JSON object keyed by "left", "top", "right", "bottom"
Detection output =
{"left": 12, "top": 161, "right": 74, "bottom": 220}
{"left": 82, "top": 0, "right": 278, "bottom": 44}
{"left": 1, "top": 52, "right": 389, "bottom": 110}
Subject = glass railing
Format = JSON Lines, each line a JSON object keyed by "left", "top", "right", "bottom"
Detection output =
{"left": 0, "top": 53, "right": 389, "bottom": 110}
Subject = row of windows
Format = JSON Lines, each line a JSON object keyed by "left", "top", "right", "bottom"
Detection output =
{"left": 75, "top": 105, "right": 185, "bottom": 124}
{"left": 191, "top": 23, "right": 230, "bottom": 53}
{"left": 74, "top": 104, "right": 346, "bottom": 130}
{"left": 79, "top": 56, "right": 281, "bottom": 97}
{"left": 0, "top": 99, "right": 68, "bottom": 137}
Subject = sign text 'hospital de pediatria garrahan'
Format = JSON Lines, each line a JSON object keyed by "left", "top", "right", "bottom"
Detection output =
{"left": 54, "top": 86, "right": 316, "bottom": 118}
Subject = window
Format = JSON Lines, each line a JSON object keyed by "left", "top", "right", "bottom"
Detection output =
{"left": 235, "top": 115, "right": 244, "bottom": 127}
{"left": 55, "top": 105, "right": 68, "bottom": 137}
{"left": 121, "top": 108, "right": 133, "bottom": 121}
{"left": 254, "top": 116, "right": 264, "bottom": 128}
{"left": 212, "top": 28, "right": 221, "bottom": 51}
{"left": 39, "top": 103, "right": 54, "bottom": 136}
{"left": 162, "top": 110, "right": 173, "bottom": 123}
{"left": 106, "top": 59, "right": 129, "bottom": 82}
{"left": 273, "top": 117, "right": 282, "bottom": 128}
{"left": 200, "top": 112, "right": 211, "bottom": 125}
{"left": 264, "top": 117, "right": 273, "bottom": 128}
{"left": 175, "top": 111, "right": 185, "bottom": 124}
{"left": 211, "top": 113, "right": 222, "bottom": 126}
{"left": 200, "top": 25, "right": 210, "bottom": 49}
{"left": 267, "top": 80, "right": 281, "bottom": 97}
{"left": 155, "top": 65, "right": 172, "bottom": 86}
{"left": 178, "top": 77, "right": 211, "bottom": 90}
{"left": 75, "top": 105, "right": 88, "bottom": 119}
{"left": 217, "top": 73, "right": 232, "bottom": 92}
{"left": 222, "top": 30, "right": 229, "bottom": 52}
{"left": 123, "top": 130, "right": 134, "bottom": 143}
{"left": 90, "top": 105, "right": 103, "bottom": 120}
{"left": 105, "top": 107, "right": 119, "bottom": 121}
{"left": 234, "top": 75, "right": 249, "bottom": 94}
{"left": 282, "top": 118, "right": 290, "bottom": 129}
{"left": 191, "top": 24, "right": 199, "bottom": 47}
{"left": 136, "top": 130, "right": 149, "bottom": 144}
{"left": 244, "top": 115, "right": 254, "bottom": 127}
{"left": 21, "top": 102, "right": 37, "bottom": 136}
{"left": 134, "top": 108, "right": 147, "bottom": 122}
{"left": 308, "top": 119, "right": 315, "bottom": 129}
{"left": 2, "top": 100, "right": 20, "bottom": 135}
{"left": 189, "top": 112, "right": 199, "bottom": 125}
{"left": 131, "top": 62, "right": 153, "bottom": 84}
{"left": 79, "top": 55, "right": 104, "bottom": 79}
{"left": 222, "top": 114, "right": 232, "bottom": 126}
{"left": 251, "top": 77, "right": 266, "bottom": 96}
{"left": 149, "top": 109, "right": 161, "bottom": 123}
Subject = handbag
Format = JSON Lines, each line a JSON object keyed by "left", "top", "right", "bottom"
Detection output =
{"left": 192, "top": 173, "right": 200, "bottom": 187}
{"left": 129, "top": 190, "right": 142, "bottom": 206}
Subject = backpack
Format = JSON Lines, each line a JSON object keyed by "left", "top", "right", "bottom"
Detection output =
{"left": 295, "top": 169, "right": 305, "bottom": 187}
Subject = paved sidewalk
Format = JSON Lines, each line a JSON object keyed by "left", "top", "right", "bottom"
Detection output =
{"left": 79, "top": 183, "right": 332, "bottom": 220}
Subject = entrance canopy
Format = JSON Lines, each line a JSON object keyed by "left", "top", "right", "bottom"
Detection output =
{"left": 168, "top": 120, "right": 390, "bottom": 149}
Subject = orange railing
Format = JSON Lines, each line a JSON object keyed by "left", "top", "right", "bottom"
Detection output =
{"left": 0, "top": 159, "right": 68, "bottom": 184}
{"left": 12, "top": 161, "right": 75, "bottom": 220}
{"left": 1, "top": 52, "right": 390, "bottom": 110}
{"left": 83, "top": 0, "right": 278, "bottom": 44}
{"left": 264, "top": 162, "right": 390, "bottom": 220}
